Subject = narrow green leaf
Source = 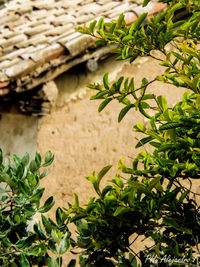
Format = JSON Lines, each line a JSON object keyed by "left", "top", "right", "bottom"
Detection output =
{"left": 35, "top": 152, "right": 42, "bottom": 167}
{"left": 117, "top": 13, "right": 125, "bottom": 28}
{"left": 86, "top": 173, "right": 96, "bottom": 184}
{"left": 141, "top": 78, "right": 148, "bottom": 95}
{"left": 179, "top": 190, "right": 189, "bottom": 203}
{"left": 122, "top": 35, "right": 134, "bottom": 43}
{"left": 95, "top": 39, "right": 107, "bottom": 46}
{"left": 129, "top": 181, "right": 149, "bottom": 194}
{"left": 141, "top": 94, "right": 154, "bottom": 100}
{"left": 159, "top": 122, "right": 182, "bottom": 131}
{"left": 42, "top": 215, "right": 52, "bottom": 234}
{"left": 157, "top": 95, "right": 168, "bottom": 112}
{"left": 51, "top": 229, "right": 61, "bottom": 244}
{"left": 29, "top": 173, "right": 38, "bottom": 188}
{"left": 16, "top": 164, "right": 24, "bottom": 179}
{"left": 0, "top": 173, "right": 14, "bottom": 187}
{"left": 70, "top": 214, "right": 86, "bottom": 223}
{"left": 22, "top": 153, "right": 30, "bottom": 167}
{"left": 135, "top": 136, "right": 154, "bottom": 148}
{"left": 18, "top": 180, "right": 30, "bottom": 195}
{"left": 98, "top": 17, "right": 104, "bottom": 31}
{"left": 122, "top": 46, "right": 129, "bottom": 59}
{"left": 29, "top": 188, "right": 45, "bottom": 203}
{"left": 171, "top": 51, "right": 186, "bottom": 62}
{"left": 19, "top": 254, "right": 30, "bottom": 267}
{"left": 39, "top": 169, "right": 50, "bottom": 179}
{"left": 33, "top": 223, "right": 46, "bottom": 240}
{"left": 179, "top": 45, "right": 198, "bottom": 59}
{"left": 98, "top": 98, "right": 112, "bottom": 112}
{"left": 134, "top": 122, "right": 146, "bottom": 132}
{"left": 102, "top": 185, "right": 113, "bottom": 198}
{"left": 103, "top": 72, "right": 109, "bottom": 90}
{"left": 148, "top": 176, "right": 162, "bottom": 191}
{"left": 163, "top": 217, "right": 179, "bottom": 230}
{"left": 13, "top": 154, "right": 21, "bottom": 166}
{"left": 129, "top": 13, "right": 147, "bottom": 34}
{"left": 90, "top": 90, "right": 109, "bottom": 100}
{"left": 118, "top": 104, "right": 134, "bottom": 122}
{"left": 43, "top": 151, "right": 54, "bottom": 167}
{"left": 140, "top": 101, "right": 150, "bottom": 109}
{"left": 150, "top": 141, "right": 161, "bottom": 148}
{"left": 73, "top": 193, "right": 79, "bottom": 209}
{"left": 30, "top": 160, "right": 38, "bottom": 173}
{"left": 45, "top": 151, "right": 52, "bottom": 162}
{"left": 38, "top": 196, "right": 55, "bottom": 213}
{"left": 16, "top": 235, "right": 36, "bottom": 249}
{"left": 170, "top": 2, "right": 184, "bottom": 13}
{"left": 56, "top": 207, "right": 63, "bottom": 225}
{"left": 89, "top": 20, "right": 97, "bottom": 34}
{"left": 113, "top": 206, "right": 129, "bottom": 216}
{"left": 97, "top": 165, "right": 112, "bottom": 183}
{"left": 138, "top": 103, "right": 151, "bottom": 119}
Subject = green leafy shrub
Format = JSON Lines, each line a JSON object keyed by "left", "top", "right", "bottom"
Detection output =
{"left": 0, "top": 150, "right": 73, "bottom": 267}
{"left": 65, "top": 0, "right": 200, "bottom": 265}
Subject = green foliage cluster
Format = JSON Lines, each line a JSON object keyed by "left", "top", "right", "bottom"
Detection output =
{"left": 0, "top": 151, "right": 74, "bottom": 267}
{"left": 1, "top": 0, "right": 200, "bottom": 266}
{"left": 72, "top": 0, "right": 200, "bottom": 265}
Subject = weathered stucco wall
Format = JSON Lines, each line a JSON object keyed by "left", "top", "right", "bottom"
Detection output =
{"left": 37, "top": 56, "right": 186, "bottom": 215}
{"left": 0, "top": 113, "right": 38, "bottom": 159}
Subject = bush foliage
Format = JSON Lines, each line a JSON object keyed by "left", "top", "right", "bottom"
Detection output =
{"left": 0, "top": 150, "right": 74, "bottom": 267}
{"left": 1, "top": 0, "right": 200, "bottom": 266}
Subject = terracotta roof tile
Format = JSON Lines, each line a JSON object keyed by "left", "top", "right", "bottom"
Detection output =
{"left": 0, "top": 47, "right": 31, "bottom": 61}
{"left": 19, "top": 45, "right": 46, "bottom": 60}
{"left": 65, "top": 35, "right": 94, "bottom": 57}
{"left": 30, "top": 43, "right": 65, "bottom": 62}
{"left": 45, "top": 24, "right": 74, "bottom": 37}
{"left": 49, "top": 29, "right": 75, "bottom": 43}
{"left": 0, "top": 0, "right": 166, "bottom": 94}
{"left": 0, "top": 34, "right": 28, "bottom": 48}
{"left": 0, "top": 13, "right": 20, "bottom": 24}
{"left": 50, "top": 14, "right": 75, "bottom": 26}
{"left": 15, "top": 34, "right": 47, "bottom": 48}
{"left": 5, "top": 59, "right": 36, "bottom": 77}
{"left": 24, "top": 24, "right": 53, "bottom": 36}
{"left": 0, "top": 58, "right": 21, "bottom": 69}
{"left": 8, "top": 3, "right": 33, "bottom": 14}
{"left": 106, "top": 3, "right": 137, "bottom": 18}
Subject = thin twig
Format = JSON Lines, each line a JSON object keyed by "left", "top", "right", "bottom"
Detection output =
{"left": 130, "top": 234, "right": 139, "bottom": 246}
{"left": 128, "top": 246, "right": 141, "bottom": 261}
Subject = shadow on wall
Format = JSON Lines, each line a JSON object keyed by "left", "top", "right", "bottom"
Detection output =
{"left": 0, "top": 113, "right": 38, "bottom": 159}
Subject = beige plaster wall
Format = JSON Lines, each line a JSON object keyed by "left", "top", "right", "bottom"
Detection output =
{"left": 38, "top": 56, "right": 185, "bottom": 214}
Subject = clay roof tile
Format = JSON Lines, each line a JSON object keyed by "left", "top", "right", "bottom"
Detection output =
{"left": 0, "top": 0, "right": 166, "bottom": 93}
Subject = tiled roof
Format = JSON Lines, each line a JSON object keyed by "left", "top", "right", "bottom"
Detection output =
{"left": 0, "top": 0, "right": 165, "bottom": 96}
